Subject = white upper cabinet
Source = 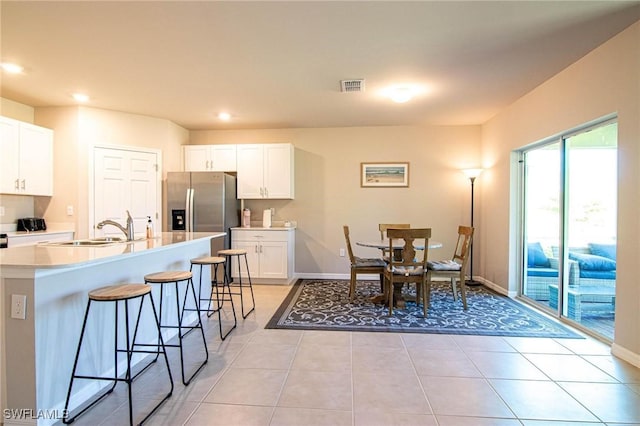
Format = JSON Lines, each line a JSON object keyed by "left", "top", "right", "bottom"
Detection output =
{"left": 236, "top": 143, "right": 294, "bottom": 199}
{"left": 183, "top": 144, "right": 236, "bottom": 172}
{"left": 0, "top": 116, "right": 53, "bottom": 196}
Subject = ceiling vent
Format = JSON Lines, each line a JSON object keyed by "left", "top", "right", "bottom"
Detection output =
{"left": 340, "top": 79, "right": 365, "bottom": 93}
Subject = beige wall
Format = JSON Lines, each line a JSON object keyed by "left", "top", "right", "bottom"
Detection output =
{"left": 482, "top": 22, "right": 639, "bottom": 360}
{"left": 34, "top": 106, "right": 188, "bottom": 238}
{"left": 190, "top": 125, "right": 481, "bottom": 275}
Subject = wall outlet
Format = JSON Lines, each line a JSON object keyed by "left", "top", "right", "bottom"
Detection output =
{"left": 66, "top": 205, "right": 74, "bottom": 216}
{"left": 11, "top": 294, "right": 27, "bottom": 320}
{"left": 339, "top": 248, "right": 345, "bottom": 257}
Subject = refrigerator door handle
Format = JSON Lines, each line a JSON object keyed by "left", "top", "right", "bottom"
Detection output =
{"left": 184, "top": 188, "right": 191, "bottom": 232}
{"left": 188, "top": 188, "right": 195, "bottom": 232}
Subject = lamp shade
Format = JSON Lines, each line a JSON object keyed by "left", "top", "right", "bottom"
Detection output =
{"left": 462, "top": 168, "right": 483, "bottom": 179}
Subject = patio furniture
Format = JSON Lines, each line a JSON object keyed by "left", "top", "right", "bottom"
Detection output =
{"left": 548, "top": 283, "right": 616, "bottom": 321}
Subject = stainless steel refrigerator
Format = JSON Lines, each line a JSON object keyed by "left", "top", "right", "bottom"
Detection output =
{"left": 165, "top": 172, "right": 239, "bottom": 254}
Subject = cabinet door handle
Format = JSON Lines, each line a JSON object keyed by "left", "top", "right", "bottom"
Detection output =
{"left": 255, "top": 244, "right": 259, "bottom": 253}
{"left": 21, "top": 179, "right": 26, "bottom": 190}
{"left": 15, "top": 179, "right": 20, "bottom": 190}
{"left": 264, "top": 187, "right": 268, "bottom": 198}
{"left": 206, "top": 160, "right": 210, "bottom": 169}
{"left": 260, "top": 245, "right": 263, "bottom": 253}
{"left": 260, "top": 187, "right": 264, "bottom": 197}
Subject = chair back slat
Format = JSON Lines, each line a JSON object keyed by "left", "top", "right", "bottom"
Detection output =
{"left": 343, "top": 225, "right": 356, "bottom": 263}
{"left": 387, "top": 228, "right": 431, "bottom": 270}
{"left": 379, "top": 223, "right": 411, "bottom": 240}
{"left": 452, "top": 226, "right": 474, "bottom": 269}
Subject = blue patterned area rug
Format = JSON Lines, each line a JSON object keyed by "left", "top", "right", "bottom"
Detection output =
{"left": 266, "top": 279, "right": 582, "bottom": 338}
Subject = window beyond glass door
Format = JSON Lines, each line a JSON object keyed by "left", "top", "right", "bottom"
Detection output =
{"left": 563, "top": 123, "right": 617, "bottom": 339}
{"left": 521, "top": 120, "right": 617, "bottom": 341}
{"left": 522, "top": 143, "right": 561, "bottom": 309}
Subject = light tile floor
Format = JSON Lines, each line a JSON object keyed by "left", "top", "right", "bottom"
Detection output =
{"left": 69, "top": 284, "right": 640, "bottom": 426}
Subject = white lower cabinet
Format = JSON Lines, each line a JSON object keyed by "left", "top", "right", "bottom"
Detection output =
{"left": 231, "top": 228, "right": 295, "bottom": 283}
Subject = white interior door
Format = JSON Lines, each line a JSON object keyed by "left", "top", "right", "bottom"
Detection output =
{"left": 94, "top": 147, "right": 159, "bottom": 239}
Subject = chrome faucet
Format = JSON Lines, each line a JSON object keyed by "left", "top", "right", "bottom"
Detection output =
{"left": 97, "top": 210, "right": 135, "bottom": 241}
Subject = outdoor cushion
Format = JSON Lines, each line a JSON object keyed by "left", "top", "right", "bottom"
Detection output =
{"left": 527, "top": 267, "right": 558, "bottom": 278}
{"left": 588, "top": 243, "right": 616, "bottom": 261}
{"left": 580, "top": 270, "right": 616, "bottom": 280}
{"left": 527, "top": 242, "right": 550, "bottom": 268}
{"left": 568, "top": 252, "right": 616, "bottom": 271}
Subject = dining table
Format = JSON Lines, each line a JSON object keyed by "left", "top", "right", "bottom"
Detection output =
{"left": 356, "top": 239, "right": 443, "bottom": 307}
{"left": 355, "top": 239, "right": 443, "bottom": 251}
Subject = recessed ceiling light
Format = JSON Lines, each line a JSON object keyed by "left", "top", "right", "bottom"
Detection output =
{"left": 1, "top": 62, "right": 24, "bottom": 74}
{"left": 218, "top": 112, "right": 231, "bottom": 121}
{"left": 72, "top": 93, "right": 90, "bottom": 103}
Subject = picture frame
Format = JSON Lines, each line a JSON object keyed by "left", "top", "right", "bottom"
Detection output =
{"left": 360, "top": 162, "right": 410, "bottom": 187}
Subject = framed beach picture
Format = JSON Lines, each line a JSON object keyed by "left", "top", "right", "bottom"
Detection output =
{"left": 361, "top": 162, "right": 410, "bottom": 187}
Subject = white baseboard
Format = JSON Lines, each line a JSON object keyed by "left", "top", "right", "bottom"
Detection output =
{"left": 611, "top": 343, "right": 640, "bottom": 368}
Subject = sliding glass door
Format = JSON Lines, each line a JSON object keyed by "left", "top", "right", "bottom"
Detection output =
{"left": 521, "top": 120, "right": 617, "bottom": 341}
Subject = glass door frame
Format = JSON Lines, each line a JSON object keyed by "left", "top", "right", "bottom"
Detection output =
{"left": 516, "top": 115, "right": 617, "bottom": 340}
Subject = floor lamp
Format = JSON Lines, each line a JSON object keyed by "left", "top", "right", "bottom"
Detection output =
{"left": 462, "top": 168, "right": 483, "bottom": 286}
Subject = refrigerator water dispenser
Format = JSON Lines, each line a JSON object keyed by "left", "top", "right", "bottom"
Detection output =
{"left": 172, "top": 209, "right": 186, "bottom": 230}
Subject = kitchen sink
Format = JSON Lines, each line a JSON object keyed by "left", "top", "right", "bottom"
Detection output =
{"left": 89, "top": 237, "right": 126, "bottom": 242}
{"left": 41, "top": 237, "right": 144, "bottom": 247}
{"left": 45, "top": 240, "right": 118, "bottom": 246}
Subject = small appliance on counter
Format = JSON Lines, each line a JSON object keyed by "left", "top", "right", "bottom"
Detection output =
{"left": 262, "top": 209, "right": 272, "bottom": 228}
{"left": 17, "top": 217, "right": 47, "bottom": 232}
{"left": 242, "top": 208, "right": 251, "bottom": 228}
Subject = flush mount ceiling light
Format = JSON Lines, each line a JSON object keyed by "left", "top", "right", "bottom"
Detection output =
{"left": 72, "top": 93, "right": 90, "bottom": 103}
{"left": 217, "top": 112, "right": 231, "bottom": 121}
{"left": 1, "top": 62, "right": 24, "bottom": 74}
{"left": 381, "top": 85, "right": 424, "bottom": 103}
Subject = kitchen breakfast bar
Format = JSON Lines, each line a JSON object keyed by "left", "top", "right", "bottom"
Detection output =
{"left": 0, "top": 232, "right": 224, "bottom": 426}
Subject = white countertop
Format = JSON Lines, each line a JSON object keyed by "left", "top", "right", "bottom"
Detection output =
{"left": 232, "top": 226, "right": 296, "bottom": 231}
{"left": 0, "top": 231, "right": 224, "bottom": 269}
{"left": 2, "top": 227, "right": 75, "bottom": 238}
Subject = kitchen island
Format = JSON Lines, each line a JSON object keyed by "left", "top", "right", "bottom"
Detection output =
{"left": 0, "top": 232, "right": 224, "bottom": 426}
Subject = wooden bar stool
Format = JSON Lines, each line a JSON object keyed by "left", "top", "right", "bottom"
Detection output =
{"left": 190, "top": 256, "right": 237, "bottom": 340}
{"left": 63, "top": 284, "right": 173, "bottom": 425}
{"left": 217, "top": 248, "right": 256, "bottom": 318}
{"left": 144, "top": 270, "right": 208, "bottom": 385}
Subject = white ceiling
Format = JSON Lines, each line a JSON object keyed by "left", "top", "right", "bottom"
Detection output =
{"left": 1, "top": 1, "right": 639, "bottom": 130}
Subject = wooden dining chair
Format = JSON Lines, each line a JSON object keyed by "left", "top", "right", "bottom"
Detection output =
{"left": 383, "top": 228, "right": 431, "bottom": 316}
{"left": 378, "top": 223, "right": 410, "bottom": 262}
{"left": 343, "top": 225, "right": 386, "bottom": 302}
{"left": 426, "top": 225, "right": 474, "bottom": 310}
